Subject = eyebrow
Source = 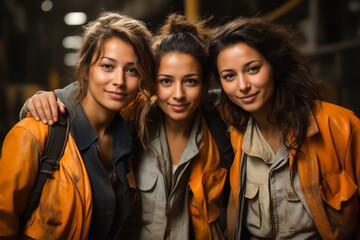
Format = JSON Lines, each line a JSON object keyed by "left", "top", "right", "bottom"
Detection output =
{"left": 157, "top": 73, "right": 200, "bottom": 77}
{"left": 219, "top": 60, "right": 260, "bottom": 73}
{"left": 101, "top": 56, "right": 135, "bottom": 66}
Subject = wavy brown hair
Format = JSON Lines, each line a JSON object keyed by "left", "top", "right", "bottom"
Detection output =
{"left": 73, "top": 12, "right": 156, "bottom": 146}
{"left": 209, "top": 17, "right": 326, "bottom": 151}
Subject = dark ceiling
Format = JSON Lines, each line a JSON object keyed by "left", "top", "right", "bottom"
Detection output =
{"left": 1, "top": 0, "right": 360, "bottom": 140}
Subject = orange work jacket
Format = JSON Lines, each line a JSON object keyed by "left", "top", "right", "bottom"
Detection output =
{"left": 188, "top": 116, "right": 227, "bottom": 240}
{"left": 228, "top": 101, "right": 360, "bottom": 240}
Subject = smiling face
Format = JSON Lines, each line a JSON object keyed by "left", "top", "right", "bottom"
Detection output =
{"left": 217, "top": 42, "right": 275, "bottom": 119}
{"left": 83, "top": 37, "right": 140, "bottom": 115}
{"left": 156, "top": 52, "right": 203, "bottom": 124}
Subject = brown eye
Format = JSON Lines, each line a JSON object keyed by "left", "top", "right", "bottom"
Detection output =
{"left": 222, "top": 73, "right": 235, "bottom": 81}
{"left": 248, "top": 66, "right": 260, "bottom": 73}
{"left": 101, "top": 64, "right": 113, "bottom": 70}
{"left": 159, "top": 78, "right": 172, "bottom": 86}
{"left": 126, "top": 67, "right": 138, "bottom": 75}
{"left": 184, "top": 78, "right": 198, "bottom": 86}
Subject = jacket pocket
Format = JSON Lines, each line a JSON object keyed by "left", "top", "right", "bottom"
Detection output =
{"left": 134, "top": 170, "right": 158, "bottom": 224}
{"left": 283, "top": 187, "right": 316, "bottom": 232}
{"left": 321, "top": 171, "right": 358, "bottom": 210}
{"left": 244, "top": 181, "right": 261, "bottom": 229}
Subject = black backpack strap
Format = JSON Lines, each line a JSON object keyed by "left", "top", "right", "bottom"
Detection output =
{"left": 201, "top": 104, "right": 234, "bottom": 234}
{"left": 21, "top": 111, "right": 70, "bottom": 227}
{"left": 201, "top": 105, "right": 234, "bottom": 202}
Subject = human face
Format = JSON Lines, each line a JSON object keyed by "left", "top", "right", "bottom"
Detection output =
{"left": 83, "top": 37, "right": 140, "bottom": 114}
{"left": 217, "top": 42, "right": 275, "bottom": 118}
{"left": 156, "top": 52, "right": 202, "bottom": 124}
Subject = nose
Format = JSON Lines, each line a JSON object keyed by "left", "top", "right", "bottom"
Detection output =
{"left": 114, "top": 68, "right": 125, "bottom": 87}
{"left": 173, "top": 81, "right": 185, "bottom": 100}
{"left": 238, "top": 74, "right": 250, "bottom": 92}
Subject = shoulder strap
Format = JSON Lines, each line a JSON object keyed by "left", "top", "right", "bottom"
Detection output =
{"left": 21, "top": 111, "right": 70, "bottom": 226}
{"left": 201, "top": 90, "right": 234, "bottom": 171}
{"left": 201, "top": 104, "right": 234, "bottom": 203}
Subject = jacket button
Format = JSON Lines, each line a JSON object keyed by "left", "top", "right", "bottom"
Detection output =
{"left": 213, "top": 176, "right": 217, "bottom": 181}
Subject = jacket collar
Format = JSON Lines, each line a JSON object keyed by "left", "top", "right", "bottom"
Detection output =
{"left": 65, "top": 97, "right": 133, "bottom": 158}
{"left": 306, "top": 111, "right": 319, "bottom": 137}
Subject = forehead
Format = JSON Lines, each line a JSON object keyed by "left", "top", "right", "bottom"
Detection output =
{"left": 158, "top": 52, "right": 201, "bottom": 73}
{"left": 220, "top": 42, "right": 262, "bottom": 58}
{"left": 93, "top": 37, "right": 136, "bottom": 61}
{"left": 217, "top": 42, "right": 266, "bottom": 67}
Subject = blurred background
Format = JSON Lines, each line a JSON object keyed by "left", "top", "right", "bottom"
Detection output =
{"left": 1, "top": 0, "right": 360, "bottom": 149}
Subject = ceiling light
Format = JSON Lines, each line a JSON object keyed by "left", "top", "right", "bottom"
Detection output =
{"left": 41, "top": 0, "right": 53, "bottom": 12}
{"left": 64, "top": 53, "right": 78, "bottom": 66}
{"left": 64, "top": 12, "right": 87, "bottom": 25}
{"left": 62, "top": 36, "right": 82, "bottom": 49}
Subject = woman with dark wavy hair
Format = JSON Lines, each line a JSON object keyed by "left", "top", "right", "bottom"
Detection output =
{"left": 209, "top": 17, "right": 360, "bottom": 239}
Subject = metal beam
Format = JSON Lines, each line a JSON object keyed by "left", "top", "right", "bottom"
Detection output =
{"left": 184, "top": 0, "right": 200, "bottom": 21}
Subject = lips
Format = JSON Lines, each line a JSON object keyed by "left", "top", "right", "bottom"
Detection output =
{"left": 238, "top": 92, "right": 259, "bottom": 103}
{"left": 106, "top": 90, "right": 127, "bottom": 100}
{"left": 169, "top": 103, "right": 189, "bottom": 111}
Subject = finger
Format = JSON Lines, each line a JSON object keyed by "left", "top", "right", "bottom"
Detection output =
{"left": 57, "top": 99, "right": 67, "bottom": 115}
{"left": 47, "top": 94, "right": 60, "bottom": 123}
{"left": 40, "top": 96, "right": 55, "bottom": 125}
{"left": 32, "top": 97, "right": 48, "bottom": 124}
{"left": 27, "top": 98, "right": 41, "bottom": 121}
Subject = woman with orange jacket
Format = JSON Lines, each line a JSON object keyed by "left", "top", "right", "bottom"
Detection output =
{"left": 209, "top": 17, "right": 360, "bottom": 239}
{"left": 0, "top": 12, "right": 155, "bottom": 239}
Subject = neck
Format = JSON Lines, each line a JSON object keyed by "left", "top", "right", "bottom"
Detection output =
{"left": 252, "top": 111, "right": 281, "bottom": 154}
{"left": 81, "top": 98, "right": 116, "bottom": 137}
{"left": 163, "top": 112, "right": 196, "bottom": 139}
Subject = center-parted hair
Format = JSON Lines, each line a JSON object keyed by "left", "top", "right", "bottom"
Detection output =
{"left": 209, "top": 17, "right": 326, "bottom": 151}
{"left": 153, "top": 13, "right": 212, "bottom": 93}
{"left": 138, "top": 13, "right": 213, "bottom": 149}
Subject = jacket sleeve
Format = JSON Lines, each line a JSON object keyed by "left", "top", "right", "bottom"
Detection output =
{"left": 0, "top": 119, "right": 44, "bottom": 238}
{"left": 348, "top": 119, "right": 360, "bottom": 239}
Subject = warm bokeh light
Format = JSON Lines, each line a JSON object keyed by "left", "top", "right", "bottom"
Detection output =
{"left": 62, "top": 36, "right": 82, "bottom": 49}
{"left": 64, "top": 12, "right": 87, "bottom": 25}
{"left": 64, "top": 52, "right": 78, "bottom": 66}
{"left": 41, "top": 0, "right": 53, "bottom": 12}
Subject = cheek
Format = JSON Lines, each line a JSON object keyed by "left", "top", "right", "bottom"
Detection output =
{"left": 156, "top": 86, "right": 169, "bottom": 103}
{"left": 127, "top": 77, "right": 140, "bottom": 92}
{"left": 220, "top": 80, "right": 234, "bottom": 96}
{"left": 261, "top": 76, "right": 275, "bottom": 95}
{"left": 192, "top": 88, "right": 203, "bottom": 104}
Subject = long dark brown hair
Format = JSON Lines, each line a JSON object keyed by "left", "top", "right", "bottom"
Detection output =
{"left": 209, "top": 17, "right": 326, "bottom": 151}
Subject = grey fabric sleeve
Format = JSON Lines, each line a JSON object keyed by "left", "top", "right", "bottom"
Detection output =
{"left": 18, "top": 82, "right": 78, "bottom": 120}
{"left": 19, "top": 90, "right": 47, "bottom": 120}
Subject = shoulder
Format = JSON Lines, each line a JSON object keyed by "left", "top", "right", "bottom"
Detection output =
{"left": 2, "top": 117, "right": 49, "bottom": 158}
{"left": 314, "top": 101, "right": 360, "bottom": 126}
{"left": 12, "top": 117, "right": 49, "bottom": 140}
